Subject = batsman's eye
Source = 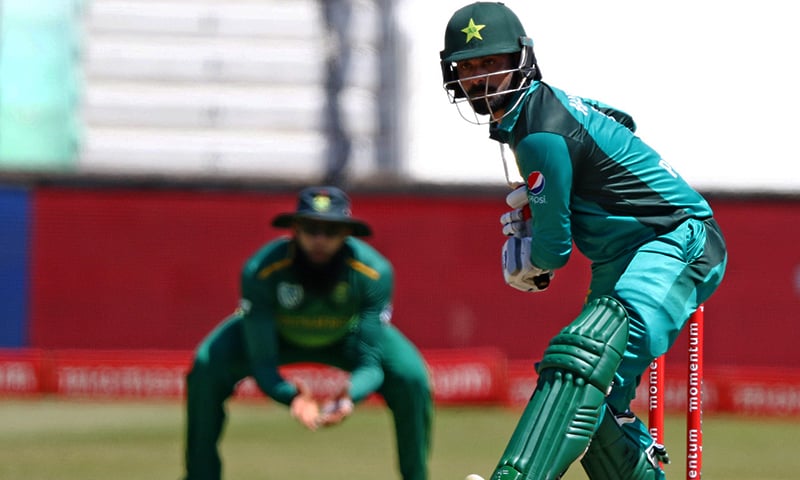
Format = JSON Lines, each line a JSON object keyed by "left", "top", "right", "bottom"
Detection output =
{"left": 457, "top": 61, "right": 475, "bottom": 74}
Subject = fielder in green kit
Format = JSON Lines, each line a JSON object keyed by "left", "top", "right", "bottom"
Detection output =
{"left": 183, "top": 186, "right": 432, "bottom": 480}
{"left": 439, "top": 3, "right": 727, "bottom": 479}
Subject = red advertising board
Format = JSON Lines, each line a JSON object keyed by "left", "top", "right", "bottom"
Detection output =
{"left": 422, "top": 348, "right": 508, "bottom": 405}
{"left": 0, "top": 348, "right": 509, "bottom": 405}
{"left": 4, "top": 349, "right": 800, "bottom": 416}
{"left": 0, "top": 349, "right": 44, "bottom": 395}
{"left": 26, "top": 188, "right": 800, "bottom": 371}
{"left": 49, "top": 350, "right": 192, "bottom": 398}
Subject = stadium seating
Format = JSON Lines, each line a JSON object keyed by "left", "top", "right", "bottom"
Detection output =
{"left": 80, "top": 0, "right": 384, "bottom": 180}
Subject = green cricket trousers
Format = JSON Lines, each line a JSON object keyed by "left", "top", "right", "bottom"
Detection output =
{"left": 587, "top": 217, "right": 726, "bottom": 455}
{"left": 184, "top": 317, "right": 432, "bottom": 480}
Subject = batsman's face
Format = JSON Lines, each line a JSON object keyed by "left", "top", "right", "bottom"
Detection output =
{"left": 294, "top": 220, "right": 350, "bottom": 264}
{"left": 456, "top": 54, "right": 517, "bottom": 117}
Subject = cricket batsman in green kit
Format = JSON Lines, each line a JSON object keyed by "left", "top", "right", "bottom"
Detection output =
{"left": 183, "top": 186, "right": 432, "bottom": 480}
{"left": 439, "top": 3, "right": 727, "bottom": 479}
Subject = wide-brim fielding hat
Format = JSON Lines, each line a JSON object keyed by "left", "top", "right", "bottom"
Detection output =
{"left": 271, "top": 186, "right": 372, "bottom": 237}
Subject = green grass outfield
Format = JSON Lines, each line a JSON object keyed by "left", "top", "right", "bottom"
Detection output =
{"left": 1, "top": 398, "right": 797, "bottom": 479}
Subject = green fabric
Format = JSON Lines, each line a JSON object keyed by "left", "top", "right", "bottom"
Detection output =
{"left": 491, "top": 297, "right": 628, "bottom": 480}
{"left": 477, "top": 31, "right": 728, "bottom": 478}
{"left": 485, "top": 77, "right": 727, "bottom": 477}
{"left": 184, "top": 236, "right": 432, "bottom": 480}
{"left": 240, "top": 237, "right": 392, "bottom": 403}
{"left": 491, "top": 81, "right": 714, "bottom": 269}
{"left": 588, "top": 218, "right": 727, "bottom": 414}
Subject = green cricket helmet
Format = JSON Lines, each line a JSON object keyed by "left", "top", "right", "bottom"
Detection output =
{"left": 440, "top": 2, "right": 542, "bottom": 123}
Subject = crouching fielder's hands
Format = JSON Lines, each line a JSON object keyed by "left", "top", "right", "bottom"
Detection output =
{"left": 290, "top": 381, "right": 321, "bottom": 431}
{"left": 317, "top": 395, "right": 354, "bottom": 428}
{"left": 502, "top": 236, "right": 554, "bottom": 292}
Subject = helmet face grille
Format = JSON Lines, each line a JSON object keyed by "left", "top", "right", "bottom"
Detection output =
{"left": 441, "top": 43, "right": 539, "bottom": 125}
{"left": 440, "top": 2, "right": 527, "bottom": 63}
{"left": 443, "top": 68, "right": 531, "bottom": 125}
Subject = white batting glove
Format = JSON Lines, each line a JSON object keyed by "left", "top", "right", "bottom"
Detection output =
{"left": 500, "top": 207, "right": 531, "bottom": 237}
{"left": 501, "top": 185, "right": 532, "bottom": 237}
{"left": 501, "top": 236, "right": 554, "bottom": 292}
{"left": 505, "top": 184, "right": 528, "bottom": 209}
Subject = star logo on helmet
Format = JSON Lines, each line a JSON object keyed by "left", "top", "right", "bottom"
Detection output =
{"left": 461, "top": 18, "right": 485, "bottom": 43}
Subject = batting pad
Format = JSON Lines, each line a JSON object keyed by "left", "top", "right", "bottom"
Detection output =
{"left": 579, "top": 407, "right": 666, "bottom": 480}
{"left": 490, "top": 296, "right": 629, "bottom": 480}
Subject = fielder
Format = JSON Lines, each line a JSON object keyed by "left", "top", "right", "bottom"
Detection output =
{"left": 439, "top": 3, "right": 727, "bottom": 479}
{"left": 183, "top": 186, "right": 432, "bottom": 480}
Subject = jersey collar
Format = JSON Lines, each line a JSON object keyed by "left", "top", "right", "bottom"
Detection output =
{"left": 489, "top": 81, "right": 540, "bottom": 143}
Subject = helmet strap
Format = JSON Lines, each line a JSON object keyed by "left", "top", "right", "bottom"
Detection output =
{"left": 499, "top": 143, "right": 524, "bottom": 187}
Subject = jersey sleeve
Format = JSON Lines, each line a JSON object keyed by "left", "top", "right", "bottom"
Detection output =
{"left": 240, "top": 257, "right": 298, "bottom": 406}
{"left": 515, "top": 132, "right": 575, "bottom": 270}
{"left": 346, "top": 256, "right": 393, "bottom": 402}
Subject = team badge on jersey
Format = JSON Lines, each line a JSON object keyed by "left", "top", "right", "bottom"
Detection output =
{"left": 277, "top": 282, "right": 303, "bottom": 309}
{"left": 332, "top": 282, "right": 349, "bottom": 304}
{"left": 527, "top": 171, "right": 546, "bottom": 195}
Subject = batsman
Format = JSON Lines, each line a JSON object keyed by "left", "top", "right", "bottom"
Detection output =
{"left": 439, "top": 3, "right": 727, "bottom": 479}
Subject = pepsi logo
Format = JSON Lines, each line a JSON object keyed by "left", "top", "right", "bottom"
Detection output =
{"left": 527, "top": 171, "right": 546, "bottom": 195}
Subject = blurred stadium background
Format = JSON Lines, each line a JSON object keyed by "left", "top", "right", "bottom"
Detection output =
{"left": 1, "top": 0, "right": 799, "bottom": 419}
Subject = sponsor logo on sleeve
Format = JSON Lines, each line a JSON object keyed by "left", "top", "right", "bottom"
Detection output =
{"left": 527, "top": 171, "right": 546, "bottom": 194}
{"left": 527, "top": 171, "right": 547, "bottom": 204}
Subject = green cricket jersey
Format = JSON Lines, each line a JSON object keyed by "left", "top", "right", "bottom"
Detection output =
{"left": 237, "top": 236, "right": 393, "bottom": 405}
{"left": 490, "top": 81, "right": 714, "bottom": 270}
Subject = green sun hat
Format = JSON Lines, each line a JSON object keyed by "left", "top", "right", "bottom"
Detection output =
{"left": 441, "top": 2, "right": 527, "bottom": 63}
{"left": 271, "top": 186, "right": 372, "bottom": 237}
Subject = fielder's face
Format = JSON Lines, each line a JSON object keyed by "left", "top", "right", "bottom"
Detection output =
{"left": 293, "top": 220, "right": 351, "bottom": 265}
{"left": 455, "top": 53, "right": 517, "bottom": 118}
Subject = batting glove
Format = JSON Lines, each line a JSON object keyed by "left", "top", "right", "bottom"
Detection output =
{"left": 505, "top": 184, "right": 528, "bottom": 209}
{"left": 501, "top": 184, "right": 532, "bottom": 237}
{"left": 501, "top": 236, "right": 554, "bottom": 292}
{"left": 500, "top": 207, "right": 532, "bottom": 237}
